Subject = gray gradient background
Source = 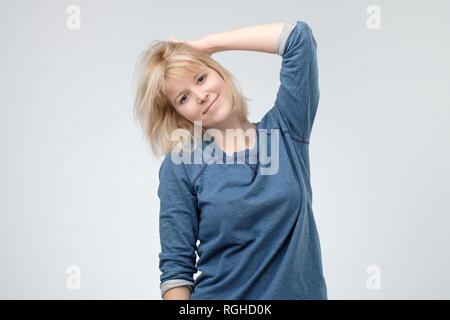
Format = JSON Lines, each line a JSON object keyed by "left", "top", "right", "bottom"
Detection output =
{"left": 1, "top": 0, "right": 449, "bottom": 299}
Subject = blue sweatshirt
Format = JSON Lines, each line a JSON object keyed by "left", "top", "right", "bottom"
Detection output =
{"left": 158, "top": 19, "right": 327, "bottom": 300}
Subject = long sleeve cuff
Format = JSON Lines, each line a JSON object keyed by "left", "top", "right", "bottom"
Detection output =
{"left": 160, "top": 279, "right": 195, "bottom": 299}
{"left": 276, "top": 18, "right": 298, "bottom": 56}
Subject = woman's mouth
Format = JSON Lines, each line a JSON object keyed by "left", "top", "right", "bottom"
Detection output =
{"left": 203, "top": 95, "right": 219, "bottom": 114}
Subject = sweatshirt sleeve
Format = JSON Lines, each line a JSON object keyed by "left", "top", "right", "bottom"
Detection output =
{"left": 158, "top": 153, "right": 199, "bottom": 298}
{"left": 273, "top": 19, "right": 319, "bottom": 143}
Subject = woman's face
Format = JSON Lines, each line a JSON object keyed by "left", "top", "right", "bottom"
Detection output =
{"left": 165, "top": 67, "right": 233, "bottom": 129}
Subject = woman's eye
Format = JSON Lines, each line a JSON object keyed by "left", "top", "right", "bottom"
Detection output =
{"left": 179, "top": 74, "right": 207, "bottom": 104}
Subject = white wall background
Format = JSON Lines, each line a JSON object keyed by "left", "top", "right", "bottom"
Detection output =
{"left": 1, "top": 0, "right": 449, "bottom": 299}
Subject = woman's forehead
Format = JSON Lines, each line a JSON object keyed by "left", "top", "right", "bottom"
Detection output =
{"left": 165, "top": 67, "right": 210, "bottom": 93}
{"left": 167, "top": 70, "right": 197, "bottom": 83}
{"left": 168, "top": 66, "right": 209, "bottom": 81}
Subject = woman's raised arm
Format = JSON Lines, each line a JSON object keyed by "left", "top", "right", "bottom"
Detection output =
{"left": 201, "top": 22, "right": 285, "bottom": 55}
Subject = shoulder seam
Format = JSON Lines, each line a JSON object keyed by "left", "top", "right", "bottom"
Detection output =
{"left": 177, "top": 160, "right": 198, "bottom": 196}
{"left": 190, "top": 163, "right": 208, "bottom": 194}
{"left": 271, "top": 127, "right": 310, "bottom": 144}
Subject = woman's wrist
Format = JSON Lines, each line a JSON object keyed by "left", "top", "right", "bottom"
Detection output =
{"left": 200, "top": 34, "right": 219, "bottom": 55}
{"left": 162, "top": 286, "right": 191, "bottom": 300}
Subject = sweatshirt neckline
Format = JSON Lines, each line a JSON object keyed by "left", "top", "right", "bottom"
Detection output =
{"left": 207, "top": 122, "right": 260, "bottom": 163}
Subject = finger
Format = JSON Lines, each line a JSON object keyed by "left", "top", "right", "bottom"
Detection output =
{"left": 168, "top": 37, "right": 182, "bottom": 43}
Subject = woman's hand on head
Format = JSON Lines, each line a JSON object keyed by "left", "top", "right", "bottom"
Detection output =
{"left": 168, "top": 37, "right": 214, "bottom": 56}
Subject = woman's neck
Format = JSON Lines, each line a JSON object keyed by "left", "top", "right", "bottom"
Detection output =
{"left": 211, "top": 120, "right": 256, "bottom": 156}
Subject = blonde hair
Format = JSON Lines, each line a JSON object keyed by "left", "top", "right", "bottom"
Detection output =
{"left": 133, "top": 40, "right": 252, "bottom": 160}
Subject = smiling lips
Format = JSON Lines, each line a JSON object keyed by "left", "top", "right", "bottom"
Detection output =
{"left": 203, "top": 95, "right": 218, "bottom": 114}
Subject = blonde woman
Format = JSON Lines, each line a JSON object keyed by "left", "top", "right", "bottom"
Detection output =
{"left": 133, "top": 18, "right": 327, "bottom": 300}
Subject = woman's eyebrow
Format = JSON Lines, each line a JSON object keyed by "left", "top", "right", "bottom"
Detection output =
{"left": 174, "top": 73, "right": 199, "bottom": 104}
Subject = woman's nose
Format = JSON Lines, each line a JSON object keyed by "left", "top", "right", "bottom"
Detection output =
{"left": 197, "top": 92, "right": 209, "bottom": 103}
